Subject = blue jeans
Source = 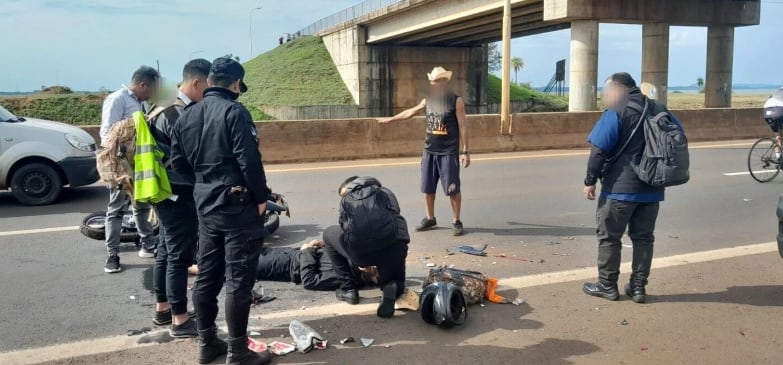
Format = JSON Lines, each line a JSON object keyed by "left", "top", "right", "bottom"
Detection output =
{"left": 153, "top": 187, "right": 198, "bottom": 315}
{"left": 105, "top": 187, "right": 155, "bottom": 254}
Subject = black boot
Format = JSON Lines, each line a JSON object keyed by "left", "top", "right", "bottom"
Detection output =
{"left": 377, "top": 282, "right": 399, "bottom": 318}
{"left": 582, "top": 282, "right": 619, "bottom": 301}
{"left": 226, "top": 336, "right": 272, "bottom": 365}
{"left": 198, "top": 326, "right": 228, "bottom": 365}
{"left": 625, "top": 283, "right": 647, "bottom": 304}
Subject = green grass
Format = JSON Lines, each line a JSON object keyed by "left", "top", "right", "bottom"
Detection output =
{"left": 0, "top": 93, "right": 105, "bottom": 125}
{"left": 487, "top": 74, "right": 567, "bottom": 112}
{"left": 240, "top": 36, "right": 354, "bottom": 107}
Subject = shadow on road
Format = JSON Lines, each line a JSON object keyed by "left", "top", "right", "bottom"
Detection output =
{"left": 652, "top": 285, "right": 783, "bottom": 307}
{"left": 468, "top": 222, "right": 595, "bottom": 237}
{"left": 0, "top": 186, "right": 106, "bottom": 218}
{"left": 243, "top": 299, "right": 600, "bottom": 365}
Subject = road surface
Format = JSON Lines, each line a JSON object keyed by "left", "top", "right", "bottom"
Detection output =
{"left": 0, "top": 140, "right": 782, "bottom": 364}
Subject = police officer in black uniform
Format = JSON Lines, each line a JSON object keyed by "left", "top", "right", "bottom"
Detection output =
{"left": 170, "top": 57, "right": 271, "bottom": 365}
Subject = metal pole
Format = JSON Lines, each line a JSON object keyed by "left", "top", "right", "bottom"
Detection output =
{"left": 501, "top": 0, "right": 512, "bottom": 135}
{"left": 249, "top": 7, "right": 262, "bottom": 59}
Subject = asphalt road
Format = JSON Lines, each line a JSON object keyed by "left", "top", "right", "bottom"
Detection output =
{"left": 0, "top": 140, "right": 781, "bottom": 359}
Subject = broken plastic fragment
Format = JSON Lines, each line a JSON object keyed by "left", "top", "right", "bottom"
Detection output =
{"left": 129, "top": 295, "right": 137, "bottom": 300}
{"left": 384, "top": 345, "right": 391, "bottom": 348}
{"left": 340, "top": 337, "right": 355, "bottom": 345}
{"left": 268, "top": 341, "right": 296, "bottom": 356}
{"left": 457, "top": 244, "right": 488, "bottom": 256}
{"left": 247, "top": 337, "right": 268, "bottom": 353}
{"left": 621, "top": 320, "right": 629, "bottom": 326}
{"left": 512, "top": 299, "right": 524, "bottom": 306}
{"left": 426, "top": 263, "right": 436, "bottom": 267}
{"left": 361, "top": 338, "right": 374, "bottom": 348}
{"left": 289, "top": 320, "right": 326, "bottom": 353}
{"left": 249, "top": 331, "right": 261, "bottom": 336}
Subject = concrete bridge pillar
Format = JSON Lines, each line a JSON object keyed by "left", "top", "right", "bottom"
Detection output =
{"left": 569, "top": 20, "right": 599, "bottom": 112}
{"left": 641, "top": 23, "right": 670, "bottom": 105}
{"left": 705, "top": 26, "right": 735, "bottom": 108}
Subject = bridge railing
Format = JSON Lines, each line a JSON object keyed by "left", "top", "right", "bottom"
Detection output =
{"left": 296, "top": 0, "right": 405, "bottom": 36}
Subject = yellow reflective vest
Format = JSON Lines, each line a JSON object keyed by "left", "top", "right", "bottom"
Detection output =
{"left": 133, "top": 111, "right": 172, "bottom": 204}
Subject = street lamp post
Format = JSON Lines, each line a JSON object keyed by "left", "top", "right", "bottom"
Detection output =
{"left": 249, "top": 7, "right": 263, "bottom": 59}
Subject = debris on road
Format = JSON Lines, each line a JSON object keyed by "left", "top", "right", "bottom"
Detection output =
{"left": 361, "top": 338, "right": 374, "bottom": 348}
{"left": 445, "top": 249, "right": 455, "bottom": 256}
{"left": 668, "top": 235, "right": 680, "bottom": 239}
{"left": 127, "top": 327, "right": 152, "bottom": 336}
{"left": 247, "top": 337, "right": 268, "bottom": 353}
{"left": 395, "top": 288, "right": 420, "bottom": 311}
{"left": 268, "top": 341, "right": 296, "bottom": 356}
{"left": 458, "top": 244, "right": 488, "bottom": 256}
{"left": 129, "top": 295, "right": 137, "bottom": 300}
{"left": 743, "top": 198, "right": 753, "bottom": 202}
{"left": 289, "top": 320, "right": 326, "bottom": 353}
{"left": 552, "top": 253, "right": 572, "bottom": 257}
{"left": 426, "top": 263, "right": 436, "bottom": 267}
{"left": 384, "top": 344, "right": 392, "bottom": 348}
{"left": 641, "top": 346, "right": 649, "bottom": 352}
{"left": 561, "top": 236, "right": 575, "bottom": 240}
{"left": 249, "top": 331, "right": 261, "bottom": 336}
{"left": 545, "top": 241, "right": 561, "bottom": 245}
{"left": 737, "top": 329, "right": 747, "bottom": 337}
{"left": 621, "top": 320, "right": 629, "bottom": 326}
{"left": 340, "top": 337, "right": 355, "bottom": 345}
{"left": 512, "top": 299, "right": 524, "bottom": 306}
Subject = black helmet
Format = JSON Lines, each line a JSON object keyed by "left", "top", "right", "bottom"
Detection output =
{"left": 419, "top": 281, "right": 468, "bottom": 328}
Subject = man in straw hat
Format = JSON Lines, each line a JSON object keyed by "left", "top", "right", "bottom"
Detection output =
{"left": 378, "top": 66, "right": 470, "bottom": 236}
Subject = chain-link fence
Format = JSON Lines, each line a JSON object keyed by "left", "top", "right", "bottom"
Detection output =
{"left": 297, "top": 0, "right": 405, "bottom": 36}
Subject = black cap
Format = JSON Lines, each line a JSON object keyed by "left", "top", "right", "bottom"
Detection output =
{"left": 210, "top": 57, "right": 248, "bottom": 93}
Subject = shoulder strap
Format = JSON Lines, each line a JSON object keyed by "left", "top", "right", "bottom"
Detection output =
{"left": 607, "top": 99, "right": 649, "bottom": 164}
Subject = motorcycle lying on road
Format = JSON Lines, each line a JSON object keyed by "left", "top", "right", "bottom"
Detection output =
{"left": 79, "top": 193, "right": 290, "bottom": 244}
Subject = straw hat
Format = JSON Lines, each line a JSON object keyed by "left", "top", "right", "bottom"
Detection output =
{"left": 427, "top": 66, "right": 452, "bottom": 81}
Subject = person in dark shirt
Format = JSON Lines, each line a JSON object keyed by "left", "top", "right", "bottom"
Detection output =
{"left": 377, "top": 66, "right": 471, "bottom": 236}
{"left": 170, "top": 57, "right": 271, "bottom": 365}
{"left": 255, "top": 240, "right": 377, "bottom": 291}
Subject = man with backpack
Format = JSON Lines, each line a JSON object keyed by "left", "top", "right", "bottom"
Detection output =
{"left": 147, "top": 58, "right": 211, "bottom": 338}
{"left": 99, "top": 66, "right": 160, "bottom": 273}
{"left": 323, "top": 176, "right": 410, "bottom": 318}
{"left": 582, "top": 72, "right": 687, "bottom": 304}
{"left": 170, "top": 57, "right": 272, "bottom": 365}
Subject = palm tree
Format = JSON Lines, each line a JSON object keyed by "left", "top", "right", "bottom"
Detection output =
{"left": 697, "top": 77, "right": 705, "bottom": 93}
{"left": 512, "top": 57, "right": 524, "bottom": 84}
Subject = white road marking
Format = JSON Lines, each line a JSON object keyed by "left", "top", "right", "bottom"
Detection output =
{"left": 0, "top": 226, "right": 79, "bottom": 237}
{"left": 0, "top": 241, "right": 775, "bottom": 365}
{"left": 723, "top": 170, "right": 778, "bottom": 176}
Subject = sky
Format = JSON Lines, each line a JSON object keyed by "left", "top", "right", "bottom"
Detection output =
{"left": 1, "top": 0, "right": 782, "bottom": 92}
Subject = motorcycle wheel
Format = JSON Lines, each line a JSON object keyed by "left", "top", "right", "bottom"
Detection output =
{"left": 265, "top": 212, "right": 280, "bottom": 235}
{"left": 80, "top": 210, "right": 160, "bottom": 242}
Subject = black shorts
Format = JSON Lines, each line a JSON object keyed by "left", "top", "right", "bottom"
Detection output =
{"left": 421, "top": 151, "right": 461, "bottom": 196}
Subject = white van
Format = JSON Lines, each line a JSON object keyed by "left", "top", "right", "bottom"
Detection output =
{"left": 0, "top": 104, "right": 98, "bottom": 205}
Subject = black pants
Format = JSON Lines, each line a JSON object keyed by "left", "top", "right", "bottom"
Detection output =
{"left": 153, "top": 187, "right": 198, "bottom": 315}
{"left": 193, "top": 217, "right": 264, "bottom": 339}
{"left": 596, "top": 197, "right": 660, "bottom": 286}
{"left": 323, "top": 225, "right": 407, "bottom": 297}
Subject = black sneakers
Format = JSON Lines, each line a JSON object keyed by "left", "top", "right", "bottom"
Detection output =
{"left": 170, "top": 318, "right": 198, "bottom": 338}
{"left": 452, "top": 220, "right": 464, "bottom": 236}
{"left": 416, "top": 217, "right": 437, "bottom": 231}
{"left": 198, "top": 326, "right": 228, "bottom": 365}
{"left": 335, "top": 289, "right": 360, "bottom": 305}
{"left": 377, "top": 282, "right": 398, "bottom": 318}
{"left": 104, "top": 254, "right": 122, "bottom": 273}
{"left": 153, "top": 310, "right": 172, "bottom": 326}
{"left": 625, "top": 283, "right": 647, "bottom": 303}
{"left": 582, "top": 282, "right": 620, "bottom": 301}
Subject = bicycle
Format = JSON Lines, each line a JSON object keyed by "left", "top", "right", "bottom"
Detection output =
{"left": 747, "top": 130, "right": 783, "bottom": 183}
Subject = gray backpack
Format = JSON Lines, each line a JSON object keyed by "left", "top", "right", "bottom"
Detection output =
{"left": 626, "top": 99, "right": 690, "bottom": 187}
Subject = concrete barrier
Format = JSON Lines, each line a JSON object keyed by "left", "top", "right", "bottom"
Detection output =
{"left": 81, "top": 108, "right": 766, "bottom": 164}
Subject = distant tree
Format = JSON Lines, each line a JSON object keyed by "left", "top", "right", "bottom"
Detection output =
{"left": 488, "top": 43, "right": 502, "bottom": 73}
{"left": 224, "top": 54, "right": 241, "bottom": 62}
{"left": 697, "top": 77, "right": 705, "bottom": 93}
{"left": 98, "top": 86, "right": 110, "bottom": 93}
{"left": 512, "top": 57, "right": 525, "bottom": 84}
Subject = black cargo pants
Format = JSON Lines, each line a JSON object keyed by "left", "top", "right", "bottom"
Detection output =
{"left": 193, "top": 211, "right": 264, "bottom": 339}
{"left": 596, "top": 197, "right": 660, "bottom": 287}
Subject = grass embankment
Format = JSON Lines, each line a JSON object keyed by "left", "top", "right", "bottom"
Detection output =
{"left": 666, "top": 92, "right": 769, "bottom": 109}
{"left": 1, "top": 93, "right": 105, "bottom": 125}
{"left": 240, "top": 36, "right": 354, "bottom": 107}
{"left": 487, "top": 74, "right": 568, "bottom": 112}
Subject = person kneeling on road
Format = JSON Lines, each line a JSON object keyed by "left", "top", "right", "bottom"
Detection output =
{"left": 255, "top": 240, "right": 378, "bottom": 290}
{"left": 323, "top": 176, "right": 410, "bottom": 318}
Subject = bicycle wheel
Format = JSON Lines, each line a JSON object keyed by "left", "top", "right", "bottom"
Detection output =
{"left": 747, "top": 137, "right": 781, "bottom": 183}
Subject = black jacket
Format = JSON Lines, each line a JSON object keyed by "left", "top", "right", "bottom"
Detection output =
{"left": 149, "top": 98, "right": 191, "bottom": 187}
{"left": 585, "top": 89, "right": 664, "bottom": 196}
{"left": 341, "top": 177, "right": 410, "bottom": 246}
{"left": 256, "top": 247, "right": 341, "bottom": 291}
{"left": 170, "top": 88, "right": 270, "bottom": 226}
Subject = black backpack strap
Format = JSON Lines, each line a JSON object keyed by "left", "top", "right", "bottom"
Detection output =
{"left": 606, "top": 98, "right": 649, "bottom": 165}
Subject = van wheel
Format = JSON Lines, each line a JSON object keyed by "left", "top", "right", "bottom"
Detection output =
{"left": 10, "top": 163, "right": 63, "bottom": 206}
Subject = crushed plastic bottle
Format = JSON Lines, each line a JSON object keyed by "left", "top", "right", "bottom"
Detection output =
{"left": 289, "top": 320, "right": 326, "bottom": 353}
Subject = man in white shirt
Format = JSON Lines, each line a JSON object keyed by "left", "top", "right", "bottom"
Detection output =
{"left": 101, "top": 66, "right": 160, "bottom": 273}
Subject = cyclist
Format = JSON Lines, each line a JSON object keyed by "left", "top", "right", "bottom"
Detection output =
{"left": 764, "top": 87, "right": 783, "bottom": 158}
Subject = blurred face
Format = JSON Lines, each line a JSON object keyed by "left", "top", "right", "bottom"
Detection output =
{"left": 429, "top": 78, "right": 449, "bottom": 96}
{"left": 601, "top": 81, "right": 627, "bottom": 110}
{"left": 133, "top": 80, "right": 159, "bottom": 102}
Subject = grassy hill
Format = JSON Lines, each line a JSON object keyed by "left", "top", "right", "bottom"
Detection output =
{"left": 240, "top": 36, "right": 354, "bottom": 107}
{"left": 487, "top": 74, "right": 567, "bottom": 112}
{"left": 1, "top": 93, "right": 105, "bottom": 125}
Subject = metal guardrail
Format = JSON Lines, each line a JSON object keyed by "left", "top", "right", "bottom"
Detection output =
{"left": 296, "top": 0, "right": 405, "bottom": 36}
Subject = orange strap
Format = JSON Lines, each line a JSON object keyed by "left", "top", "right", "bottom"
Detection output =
{"left": 485, "top": 277, "right": 510, "bottom": 304}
